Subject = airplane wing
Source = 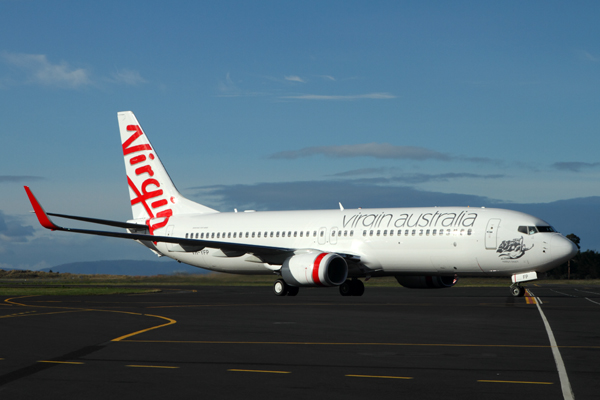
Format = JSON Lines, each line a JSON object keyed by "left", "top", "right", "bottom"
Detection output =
{"left": 25, "top": 186, "right": 294, "bottom": 261}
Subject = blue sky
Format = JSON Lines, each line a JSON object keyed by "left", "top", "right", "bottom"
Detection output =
{"left": 1, "top": 1, "right": 599, "bottom": 270}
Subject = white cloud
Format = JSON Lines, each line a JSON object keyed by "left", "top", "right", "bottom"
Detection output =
{"left": 280, "top": 92, "right": 396, "bottom": 100}
{"left": 2, "top": 52, "right": 91, "bottom": 88}
{"left": 318, "top": 75, "right": 336, "bottom": 81}
{"left": 110, "top": 68, "right": 146, "bottom": 85}
{"left": 581, "top": 50, "right": 599, "bottom": 62}
{"left": 285, "top": 75, "right": 305, "bottom": 83}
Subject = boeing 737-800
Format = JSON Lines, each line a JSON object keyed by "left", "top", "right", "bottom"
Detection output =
{"left": 25, "top": 111, "right": 578, "bottom": 297}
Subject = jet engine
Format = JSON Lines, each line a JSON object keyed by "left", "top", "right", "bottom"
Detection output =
{"left": 395, "top": 275, "right": 458, "bottom": 289}
{"left": 281, "top": 252, "right": 348, "bottom": 287}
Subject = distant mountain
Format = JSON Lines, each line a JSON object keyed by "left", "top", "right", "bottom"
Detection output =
{"left": 41, "top": 260, "right": 210, "bottom": 276}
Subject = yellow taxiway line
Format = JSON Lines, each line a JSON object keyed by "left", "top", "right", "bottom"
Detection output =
{"left": 228, "top": 369, "right": 291, "bottom": 374}
{"left": 346, "top": 374, "right": 413, "bottom": 380}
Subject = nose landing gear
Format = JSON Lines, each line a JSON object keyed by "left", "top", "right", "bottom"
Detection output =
{"left": 510, "top": 283, "right": 525, "bottom": 297}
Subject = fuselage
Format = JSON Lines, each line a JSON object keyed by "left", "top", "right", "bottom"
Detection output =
{"left": 25, "top": 111, "right": 579, "bottom": 297}
{"left": 142, "top": 206, "right": 576, "bottom": 278}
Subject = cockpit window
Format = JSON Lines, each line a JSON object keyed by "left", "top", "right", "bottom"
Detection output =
{"left": 537, "top": 226, "right": 556, "bottom": 233}
{"left": 518, "top": 225, "right": 556, "bottom": 234}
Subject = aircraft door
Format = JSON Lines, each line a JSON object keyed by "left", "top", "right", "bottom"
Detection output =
{"left": 485, "top": 219, "right": 501, "bottom": 249}
{"left": 330, "top": 227, "right": 339, "bottom": 245}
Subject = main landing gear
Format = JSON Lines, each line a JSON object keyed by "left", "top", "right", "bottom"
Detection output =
{"left": 339, "top": 279, "right": 365, "bottom": 297}
{"left": 273, "top": 279, "right": 299, "bottom": 296}
{"left": 510, "top": 283, "right": 525, "bottom": 297}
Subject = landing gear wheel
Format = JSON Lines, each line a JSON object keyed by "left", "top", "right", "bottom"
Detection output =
{"left": 273, "top": 279, "right": 289, "bottom": 296}
{"left": 351, "top": 279, "right": 365, "bottom": 297}
{"left": 287, "top": 286, "right": 299, "bottom": 296}
{"left": 339, "top": 279, "right": 365, "bottom": 296}
{"left": 339, "top": 281, "right": 353, "bottom": 296}
{"left": 510, "top": 284, "right": 525, "bottom": 297}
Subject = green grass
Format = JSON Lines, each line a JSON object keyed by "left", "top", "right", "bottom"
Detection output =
{"left": 1, "top": 270, "right": 598, "bottom": 296}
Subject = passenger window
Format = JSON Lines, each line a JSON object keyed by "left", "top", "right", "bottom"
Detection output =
{"left": 252, "top": 232, "right": 255, "bottom": 238}
{"left": 460, "top": 229, "right": 464, "bottom": 236}
{"left": 185, "top": 233, "right": 188, "bottom": 238}
{"left": 320, "top": 231, "right": 324, "bottom": 237}
{"left": 200, "top": 233, "right": 204, "bottom": 239}
{"left": 300, "top": 231, "right": 303, "bottom": 237}
{"left": 426, "top": 229, "right": 430, "bottom": 236}
{"left": 294, "top": 231, "right": 297, "bottom": 237}
{"left": 468, "top": 229, "right": 472, "bottom": 236}
{"left": 419, "top": 229, "right": 423, "bottom": 236}
{"left": 350, "top": 230, "right": 354, "bottom": 237}
{"left": 383, "top": 230, "right": 387, "bottom": 236}
{"left": 344, "top": 230, "right": 347, "bottom": 236}
{"left": 332, "top": 231, "right": 336, "bottom": 237}
{"left": 433, "top": 229, "right": 437, "bottom": 236}
{"left": 389, "top": 230, "right": 393, "bottom": 236}
{"left": 411, "top": 230, "right": 416, "bottom": 236}
{"left": 288, "top": 231, "right": 292, "bottom": 237}
{"left": 313, "top": 231, "right": 317, "bottom": 237}
{"left": 258, "top": 232, "right": 261, "bottom": 238}
{"left": 376, "top": 230, "right": 380, "bottom": 236}
{"left": 211, "top": 233, "right": 215, "bottom": 239}
{"left": 276, "top": 232, "right": 280, "bottom": 237}
{"left": 270, "top": 232, "right": 274, "bottom": 237}
{"left": 363, "top": 230, "right": 367, "bottom": 236}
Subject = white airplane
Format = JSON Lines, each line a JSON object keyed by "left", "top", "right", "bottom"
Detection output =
{"left": 25, "top": 111, "right": 578, "bottom": 297}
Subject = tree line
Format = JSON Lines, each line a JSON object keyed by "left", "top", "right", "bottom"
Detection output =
{"left": 545, "top": 234, "right": 600, "bottom": 280}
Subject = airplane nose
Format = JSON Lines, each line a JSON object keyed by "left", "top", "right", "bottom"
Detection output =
{"left": 550, "top": 235, "right": 579, "bottom": 262}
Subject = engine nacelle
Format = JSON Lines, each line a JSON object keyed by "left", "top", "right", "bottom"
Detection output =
{"left": 281, "top": 252, "right": 348, "bottom": 287}
{"left": 395, "top": 275, "right": 458, "bottom": 289}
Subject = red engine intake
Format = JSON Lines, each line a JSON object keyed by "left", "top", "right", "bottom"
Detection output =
{"left": 395, "top": 275, "right": 458, "bottom": 289}
{"left": 281, "top": 252, "right": 348, "bottom": 287}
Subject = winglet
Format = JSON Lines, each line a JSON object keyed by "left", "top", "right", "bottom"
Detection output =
{"left": 24, "top": 186, "right": 62, "bottom": 230}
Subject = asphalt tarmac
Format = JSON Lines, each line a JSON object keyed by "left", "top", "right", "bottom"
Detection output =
{"left": 1, "top": 284, "right": 599, "bottom": 400}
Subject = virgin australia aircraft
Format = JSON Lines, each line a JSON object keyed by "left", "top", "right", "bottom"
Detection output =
{"left": 25, "top": 111, "right": 578, "bottom": 297}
